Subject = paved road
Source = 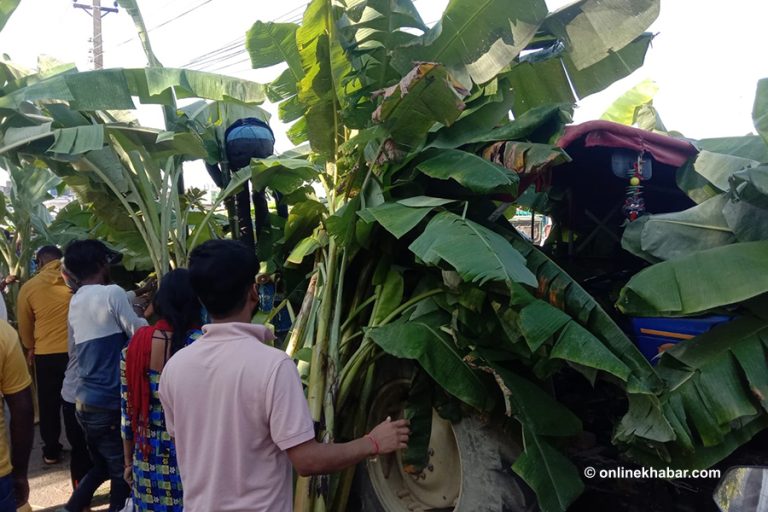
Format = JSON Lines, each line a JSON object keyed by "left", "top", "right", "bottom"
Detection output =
{"left": 27, "top": 424, "right": 109, "bottom": 511}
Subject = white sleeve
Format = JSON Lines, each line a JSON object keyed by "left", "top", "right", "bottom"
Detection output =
{"left": 109, "top": 286, "right": 147, "bottom": 337}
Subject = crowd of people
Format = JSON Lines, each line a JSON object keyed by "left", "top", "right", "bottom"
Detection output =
{"left": 0, "top": 238, "right": 410, "bottom": 512}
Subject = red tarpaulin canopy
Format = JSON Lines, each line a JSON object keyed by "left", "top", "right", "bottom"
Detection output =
{"left": 556, "top": 120, "right": 698, "bottom": 167}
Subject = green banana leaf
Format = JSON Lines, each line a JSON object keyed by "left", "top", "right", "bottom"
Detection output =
{"left": 676, "top": 159, "right": 722, "bottom": 205}
{"left": 373, "top": 63, "right": 468, "bottom": 151}
{"left": 368, "top": 311, "right": 494, "bottom": 411}
{"left": 619, "top": 310, "right": 768, "bottom": 468}
{"left": 617, "top": 241, "right": 768, "bottom": 316}
{"left": 503, "top": 0, "right": 657, "bottom": 115}
{"left": 294, "top": 0, "right": 354, "bottom": 155}
{"left": 563, "top": 33, "right": 655, "bottom": 101}
{"left": 250, "top": 158, "right": 320, "bottom": 194}
{"left": 0, "top": 0, "right": 21, "bottom": 33}
{"left": 723, "top": 166, "right": 768, "bottom": 241}
{"left": 513, "top": 427, "right": 585, "bottom": 512}
{"left": 358, "top": 202, "right": 433, "bottom": 239}
{"left": 508, "top": 236, "right": 661, "bottom": 394}
{"left": 116, "top": 0, "right": 162, "bottom": 66}
{"left": 600, "top": 79, "right": 659, "bottom": 126}
{"left": 245, "top": 21, "right": 303, "bottom": 103}
{"left": 470, "top": 362, "right": 584, "bottom": 512}
{"left": 393, "top": 0, "right": 548, "bottom": 87}
{"left": 0, "top": 67, "right": 266, "bottom": 111}
{"left": 544, "top": 0, "right": 659, "bottom": 70}
{"left": 341, "top": 0, "right": 427, "bottom": 90}
{"left": 429, "top": 100, "right": 572, "bottom": 152}
{"left": 697, "top": 136, "right": 768, "bottom": 162}
{"left": 416, "top": 149, "right": 519, "bottom": 195}
{"left": 621, "top": 195, "right": 736, "bottom": 262}
{"left": 409, "top": 212, "right": 537, "bottom": 288}
{"left": 753, "top": 78, "right": 768, "bottom": 145}
{"left": 692, "top": 150, "right": 758, "bottom": 192}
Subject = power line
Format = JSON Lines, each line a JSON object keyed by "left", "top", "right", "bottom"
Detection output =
{"left": 110, "top": 0, "right": 220, "bottom": 49}
{"left": 180, "top": 3, "right": 306, "bottom": 70}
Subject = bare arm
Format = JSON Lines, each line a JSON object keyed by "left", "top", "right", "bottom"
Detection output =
{"left": 6, "top": 387, "right": 34, "bottom": 506}
{"left": 287, "top": 417, "right": 409, "bottom": 477}
{"left": 123, "top": 438, "right": 134, "bottom": 484}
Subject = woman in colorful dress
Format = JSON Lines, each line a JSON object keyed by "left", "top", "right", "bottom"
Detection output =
{"left": 120, "top": 269, "right": 202, "bottom": 511}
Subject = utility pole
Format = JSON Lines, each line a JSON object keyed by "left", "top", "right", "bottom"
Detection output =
{"left": 73, "top": 0, "right": 118, "bottom": 70}
{"left": 92, "top": 0, "right": 103, "bottom": 69}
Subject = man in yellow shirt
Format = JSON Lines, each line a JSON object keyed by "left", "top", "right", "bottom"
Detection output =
{"left": 0, "top": 320, "right": 34, "bottom": 511}
{"left": 17, "top": 246, "right": 70, "bottom": 464}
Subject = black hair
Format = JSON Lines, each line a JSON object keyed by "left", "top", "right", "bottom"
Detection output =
{"left": 36, "top": 245, "right": 63, "bottom": 263}
{"left": 153, "top": 269, "right": 200, "bottom": 355}
{"left": 188, "top": 240, "right": 259, "bottom": 318}
{"left": 63, "top": 240, "right": 112, "bottom": 282}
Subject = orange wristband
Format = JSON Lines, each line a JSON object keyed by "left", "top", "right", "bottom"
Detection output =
{"left": 366, "top": 434, "right": 380, "bottom": 455}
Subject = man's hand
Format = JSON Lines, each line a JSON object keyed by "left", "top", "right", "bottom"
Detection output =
{"left": 287, "top": 417, "right": 410, "bottom": 476}
{"left": 367, "top": 416, "right": 410, "bottom": 455}
{"left": 0, "top": 274, "right": 16, "bottom": 292}
{"left": 134, "top": 277, "right": 157, "bottom": 297}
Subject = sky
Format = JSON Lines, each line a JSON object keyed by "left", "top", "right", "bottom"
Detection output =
{"left": 0, "top": 0, "right": 766, "bottom": 188}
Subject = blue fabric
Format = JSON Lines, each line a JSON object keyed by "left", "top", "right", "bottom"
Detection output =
{"left": 225, "top": 124, "right": 274, "bottom": 142}
{"left": 0, "top": 474, "right": 14, "bottom": 512}
{"left": 120, "top": 329, "right": 201, "bottom": 511}
{"left": 75, "top": 332, "right": 129, "bottom": 410}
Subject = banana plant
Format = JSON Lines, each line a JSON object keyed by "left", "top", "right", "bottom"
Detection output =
{"left": 601, "top": 78, "right": 768, "bottom": 470}
{"left": 244, "top": 0, "right": 660, "bottom": 511}
{"left": 0, "top": 159, "right": 60, "bottom": 319}
{"left": 0, "top": 61, "right": 269, "bottom": 276}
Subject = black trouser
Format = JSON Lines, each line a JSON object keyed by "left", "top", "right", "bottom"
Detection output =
{"left": 62, "top": 400, "right": 93, "bottom": 489}
{"left": 34, "top": 353, "right": 68, "bottom": 460}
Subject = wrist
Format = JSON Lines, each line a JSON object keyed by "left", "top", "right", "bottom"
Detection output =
{"left": 365, "top": 433, "right": 380, "bottom": 456}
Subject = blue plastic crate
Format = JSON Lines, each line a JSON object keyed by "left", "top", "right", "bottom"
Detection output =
{"left": 630, "top": 315, "right": 731, "bottom": 364}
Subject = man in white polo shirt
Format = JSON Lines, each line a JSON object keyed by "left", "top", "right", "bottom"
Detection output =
{"left": 159, "top": 240, "right": 410, "bottom": 511}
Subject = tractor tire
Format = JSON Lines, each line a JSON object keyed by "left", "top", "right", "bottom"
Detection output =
{"left": 349, "top": 360, "right": 537, "bottom": 512}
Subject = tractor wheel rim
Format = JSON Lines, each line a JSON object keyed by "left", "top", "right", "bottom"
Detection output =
{"left": 367, "top": 379, "right": 462, "bottom": 511}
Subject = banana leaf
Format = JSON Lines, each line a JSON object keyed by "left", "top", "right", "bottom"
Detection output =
{"left": 753, "top": 78, "right": 768, "bottom": 145}
{"left": 116, "top": 0, "right": 162, "bottom": 67}
{"left": 368, "top": 311, "right": 494, "bottom": 411}
{"left": 618, "top": 241, "right": 768, "bottom": 316}
{"left": 692, "top": 150, "right": 759, "bottom": 192}
{"left": 0, "top": 67, "right": 266, "bottom": 111}
{"left": 416, "top": 149, "right": 519, "bottom": 195}
{"left": 0, "top": 0, "right": 21, "bottom": 33}
{"left": 600, "top": 79, "right": 659, "bottom": 126}
{"left": 697, "top": 136, "right": 768, "bottom": 162}
{"left": 621, "top": 195, "right": 736, "bottom": 262}
{"left": 618, "top": 309, "right": 768, "bottom": 468}
{"left": 544, "top": 0, "right": 659, "bottom": 70}
{"left": 508, "top": 236, "right": 662, "bottom": 394}
{"left": 513, "top": 428, "right": 584, "bottom": 512}
{"left": 409, "top": 212, "right": 537, "bottom": 288}
{"left": 358, "top": 202, "right": 433, "bottom": 239}
{"left": 372, "top": 63, "right": 468, "bottom": 151}
{"left": 245, "top": 21, "right": 303, "bottom": 103}
{"left": 392, "top": 0, "right": 548, "bottom": 87}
